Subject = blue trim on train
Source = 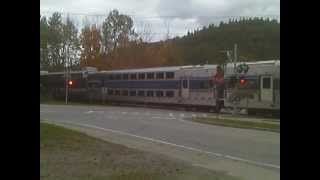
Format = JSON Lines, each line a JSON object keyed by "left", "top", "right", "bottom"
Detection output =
{"left": 104, "top": 80, "right": 180, "bottom": 89}
{"left": 189, "top": 75, "right": 259, "bottom": 80}
{"left": 189, "top": 80, "right": 211, "bottom": 89}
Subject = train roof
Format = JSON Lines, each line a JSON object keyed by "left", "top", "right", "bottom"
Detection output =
{"left": 98, "top": 64, "right": 217, "bottom": 74}
{"left": 40, "top": 60, "right": 279, "bottom": 75}
{"left": 98, "top": 60, "right": 279, "bottom": 74}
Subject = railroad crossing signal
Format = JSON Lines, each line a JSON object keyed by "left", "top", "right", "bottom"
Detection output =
{"left": 236, "top": 63, "right": 249, "bottom": 74}
{"left": 240, "top": 79, "right": 246, "bottom": 85}
{"left": 68, "top": 80, "right": 73, "bottom": 86}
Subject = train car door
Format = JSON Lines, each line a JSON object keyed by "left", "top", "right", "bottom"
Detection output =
{"left": 88, "top": 80, "right": 102, "bottom": 102}
{"left": 260, "top": 75, "right": 273, "bottom": 102}
{"left": 181, "top": 77, "right": 189, "bottom": 99}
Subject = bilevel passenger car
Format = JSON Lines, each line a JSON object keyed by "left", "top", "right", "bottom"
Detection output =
{"left": 40, "top": 60, "right": 280, "bottom": 116}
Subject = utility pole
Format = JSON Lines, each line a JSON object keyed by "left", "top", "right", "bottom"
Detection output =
{"left": 65, "top": 46, "right": 69, "bottom": 105}
{"left": 232, "top": 43, "right": 238, "bottom": 115}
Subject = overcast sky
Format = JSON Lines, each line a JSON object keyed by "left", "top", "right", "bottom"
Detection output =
{"left": 40, "top": 0, "right": 280, "bottom": 42}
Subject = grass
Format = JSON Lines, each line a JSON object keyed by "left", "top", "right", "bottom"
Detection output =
{"left": 40, "top": 122, "right": 240, "bottom": 180}
{"left": 192, "top": 117, "right": 280, "bottom": 133}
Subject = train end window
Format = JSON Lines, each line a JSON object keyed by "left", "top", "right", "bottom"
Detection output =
{"left": 183, "top": 80, "right": 188, "bottom": 88}
{"left": 166, "top": 72, "right": 174, "bottom": 79}
{"left": 130, "top": 74, "right": 137, "bottom": 80}
{"left": 123, "top": 74, "right": 129, "bottom": 80}
{"left": 147, "top": 73, "right": 154, "bottom": 79}
{"left": 156, "top": 91, "right": 164, "bottom": 97}
{"left": 115, "top": 90, "right": 120, "bottom": 95}
{"left": 122, "top": 90, "right": 128, "bottom": 96}
{"left": 138, "top": 90, "right": 145, "bottom": 96}
{"left": 147, "top": 91, "right": 154, "bottom": 97}
{"left": 274, "top": 79, "right": 280, "bottom": 89}
{"left": 129, "top": 90, "right": 136, "bottom": 96}
{"left": 262, "top": 77, "right": 271, "bottom": 89}
{"left": 108, "top": 89, "right": 114, "bottom": 95}
{"left": 138, "top": 73, "right": 145, "bottom": 80}
{"left": 165, "top": 91, "right": 174, "bottom": 97}
{"left": 156, "top": 72, "right": 164, "bottom": 79}
{"left": 115, "top": 74, "right": 121, "bottom": 80}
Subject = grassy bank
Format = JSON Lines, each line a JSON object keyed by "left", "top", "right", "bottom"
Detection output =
{"left": 40, "top": 122, "right": 239, "bottom": 180}
{"left": 192, "top": 117, "right": 280, "bottom": 133}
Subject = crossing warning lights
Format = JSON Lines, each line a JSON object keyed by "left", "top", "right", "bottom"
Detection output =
{"left": 68, "top": 80, "right": 73, "bottom": 86}
{"left": 240, "top": 79, "right": 246, "bottom": 85}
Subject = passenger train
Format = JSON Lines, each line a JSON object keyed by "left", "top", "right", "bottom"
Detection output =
{"left": 40, "top": 60, "right": 280, "bottom": 116}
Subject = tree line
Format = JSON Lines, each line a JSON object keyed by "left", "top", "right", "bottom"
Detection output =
{"left": 40, "top": 10, "right": 280, "bottom": 72}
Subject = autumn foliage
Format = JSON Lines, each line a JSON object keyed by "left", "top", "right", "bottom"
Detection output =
{"left": 40, "top": 10, "right": 279, "bottom": 72}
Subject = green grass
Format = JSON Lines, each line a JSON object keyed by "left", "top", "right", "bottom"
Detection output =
{"left": 40, "top": 122, "right": 240, "bottom": 180}
{"left": 192, "top": 117, "right": 280, "bottom": 133}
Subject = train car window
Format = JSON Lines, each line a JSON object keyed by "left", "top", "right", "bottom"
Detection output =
{"left": 183, "top": 80, "right": 188, "bottom": 88}
{"left": 123, "top": 74, "right": 129, "bottom": 80}
{"left": 138, "top": 73, "right": 145, "bottom": 80}
{"left": 147, "top": 91, "right": 154, "bottom": 97}
{"left": 115, "top": 90, "right": 120, "bottom": 95}
{"left": 129, "top": 90, "right": 136, "bottom": 96}
{"left": 130, "top": 74, "right": 137, "bottom": 80}
{"left": 156, "top": 72, "right": 164, "bottom": 79}
{"left": 166, "top": 72, "right": 174, "bottom": 79}
{"left": 263, "top": 77, "right": 271, "bottom": 89}
{"left": 274, "top": 79, "right": 280, "bottom": 89}
{"left": 108, "top": 89, "right": 114, "bottom": 95}
{"left": 199, "top": 81, "right": 210, "bottom": 89}
{"left": 165, "top": 91, "right": 174, "bottom": 97}
{"left": 115, "top": 74, "right": 121, "bottom": 80}
{"left": 156, "top": 91, "right": 164, "bottom": 97}
{"left": 89, "top": 82, "right": 98, "bottom": 88}
{"left": 122, "top": 90, "right": 129, "bottom": 96}
{"left": 138, "top": 90, "right": 145, "bottom": 96}
{"left": 109, "top": 74, "right": 114, "bottom": 80}
{"left": 147, "top": 73, "right": 154, "bottom": 79}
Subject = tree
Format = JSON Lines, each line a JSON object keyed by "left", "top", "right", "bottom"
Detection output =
{"left": 135, "top": 22, "right": 153, "bottom": 43}
{"left": 40, "top": 15, "right": 50, "bottom": 70}
{"left": 79, "top": 24, "right": 103, "bottom": 69}
{"left": 101, "top": 9, "right": 136, "bottom": 54}
{"left": 47, "top": 12, "right": 64, "bottom": 71}
{"left": 62, "top": 16, "right": 81, "bottom": 70}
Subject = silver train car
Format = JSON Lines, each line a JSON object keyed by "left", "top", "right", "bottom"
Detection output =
{"left": 40, "top": 60, "right": 280, "bottom": 116}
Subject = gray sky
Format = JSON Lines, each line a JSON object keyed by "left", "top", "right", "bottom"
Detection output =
{"left": 40, "top": 0, "right": 280, "bottom": 42}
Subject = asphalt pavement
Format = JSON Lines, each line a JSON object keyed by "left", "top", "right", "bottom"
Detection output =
{"left": 40, "top": 104, "right": 280, "bottom": 180}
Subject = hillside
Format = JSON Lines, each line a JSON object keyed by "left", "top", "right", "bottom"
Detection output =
{"left": 168, "top": 17, "right": 280, "bottom": 65}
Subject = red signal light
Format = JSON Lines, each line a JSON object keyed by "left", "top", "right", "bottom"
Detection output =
{"left": 240, "top": 79, "right": 246, "bottom": 85}
{"left": 68, "top": 80, "right": 73, "bottom": 86}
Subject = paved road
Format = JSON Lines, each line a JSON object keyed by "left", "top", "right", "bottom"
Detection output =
{"left": 40, "top": 104, "right": 280, "bottom": 179}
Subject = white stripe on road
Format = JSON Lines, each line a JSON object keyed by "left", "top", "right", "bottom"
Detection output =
{"left": 178, "top": 119, "right": 188, "bottom": 123}
{"left": 150, "top": 113, "right": 162, "bottom": 116}
{"left": 152, "top": 117, "right": 176, "bottom": 120}
{"left": 85, "top": 110, "right": 104, "bottom": 114}
{"left": 42, "top": 120, "right": 280, "bottom": 170}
